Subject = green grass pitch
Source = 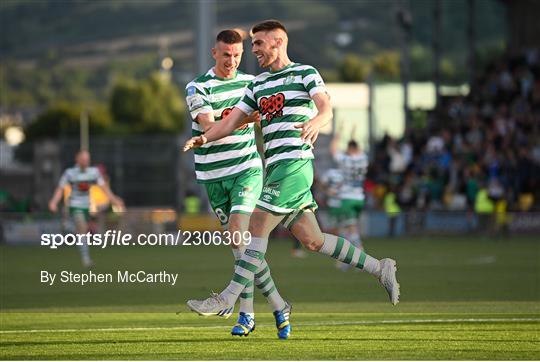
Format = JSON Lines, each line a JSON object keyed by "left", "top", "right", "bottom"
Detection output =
{"left": 1, "top": 236, "right": 539, "bottom": 360}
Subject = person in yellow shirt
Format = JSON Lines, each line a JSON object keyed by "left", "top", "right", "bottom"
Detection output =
{"left": 384, "top": 185, "right": 401, "bottom": 238}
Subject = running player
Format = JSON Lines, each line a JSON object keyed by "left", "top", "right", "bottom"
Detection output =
{"left": 183, "top": 20, "right": 400, "bottom": 331}
{"left": 184, "top": 29, "right": 290, "bottom": 338}
{"left": 319, "top": 167, "right": 344, "bottom": 236}
{"left": 48, "top": 150, "right": 124, "bottom": 268}
{"left": 330, "top": 132, "right": 369, "bottom": 270}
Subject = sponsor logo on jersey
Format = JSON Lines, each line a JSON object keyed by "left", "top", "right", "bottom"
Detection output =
{"left": 77, "top": 182, "right": 90, "bottom": 191}
{"left": 238, "top": 186, "right": 253, "bottom": 197}
{"left": 262, "top": 186, "right": 280, "bottom": 197}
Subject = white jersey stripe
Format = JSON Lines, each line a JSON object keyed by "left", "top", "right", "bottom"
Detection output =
{"left": 264, "top": 137, "right": 306, "bottom": 152}
{"left": 194, "top": 145, "right": 258, "bottom": 164}
{"left": 265, "top": 149, "right": 314, "bottom": 166}
{"left": 195, "top": 158, "right": 262, "bottom": 181}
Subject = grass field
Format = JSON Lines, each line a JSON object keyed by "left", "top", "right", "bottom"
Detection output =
{"left": 1, "top": 236, "right": 539, "bottom": 360}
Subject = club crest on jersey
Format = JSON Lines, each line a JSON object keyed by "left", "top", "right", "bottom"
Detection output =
{"left": 284, "top": 73, "right": 295, "bottom": 85}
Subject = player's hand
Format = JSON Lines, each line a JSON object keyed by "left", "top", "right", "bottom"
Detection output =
{"left": 183, "top": 135, "right": 207, "bottom": 152}
{"left": 245, "top": 111, "right": 260, "bottom": 125}
{"left": 48, "top": 201, "right": 58, "bottom": 213}
{"left": 112, "top": 197, "right": 125, "bottom": 212}
{"left": 236, "top": 111, "right": 260, "bottom": 130}
{"left": 295, "top": 121, "right": 320, "bottom": 146}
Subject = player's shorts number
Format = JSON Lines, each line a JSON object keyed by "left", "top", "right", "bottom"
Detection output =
{"left": 215, "top": 208, "right": 228, "bottom": 224}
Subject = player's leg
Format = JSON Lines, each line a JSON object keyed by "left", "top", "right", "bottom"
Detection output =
{"left": 227, "top": 168, "right": 288, "bottom": 335}
{"left": 186, "top": 208, "right": 283, "bottom": 316}
{"left": 354, "top": 199, "right": 365, "bottom": 249}
{"left": 204, "top": 181, "right": 257, "bottom": 324}
{"left": 336, "top": 200, "right": 356, "bottom": 271}
{"left": 219, "top": 208, "right": 283, "bottom": 303}
{"left": 187, "top": 160, "right": 303, "bottom": 338}
{"left": 71, "top": 208, "right": 92, "bottom": 268}
{"left": 227, "top": 213, "right": 256, "bottom": 335}
{"left": 229, "top": 208, "right": 292, "bottom": 339}
{"left": 289, "top": 210, "right": 400, "bottom": 305}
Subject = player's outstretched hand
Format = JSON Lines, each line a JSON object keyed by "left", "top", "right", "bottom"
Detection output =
{"left": 183, "top": 135, "right": 207, "bottom": 152}
{"left": 295, "top": 121, "right": 319, "bottom": 146}
{"left": 112, "top": 197, "right": 125, "bottom": 212}
{"left": 48, "top": 201, "right": 58, "bottom": 213}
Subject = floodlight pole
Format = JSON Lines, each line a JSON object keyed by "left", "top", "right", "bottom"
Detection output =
{"left": 80, "top": 110, "right": 89, "bottom": 152}
{"left": 397, "top": 0, "right": 412, "bottom": 130}
{"left": 197, "top": 0, "right": 216, "bottom": 75}
{"left": 433, "top": 0, "right": 441, "bottom": 111}
{"left": 467, "top": 0, "right": 476, "bottom": 88}
{"left": 368, "top": 73, "right": 375, "bottom": 160}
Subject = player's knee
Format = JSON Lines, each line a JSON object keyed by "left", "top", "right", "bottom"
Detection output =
{"left": 247, "top": 214, "right": 269, "bottom": 238}
{"left": 227, "top": 217, "right": 241, "bottom": 234}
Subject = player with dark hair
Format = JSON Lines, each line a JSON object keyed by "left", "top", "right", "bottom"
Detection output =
{"left": 184, "top": 20, "right": 400, "bottom": 336}
{"left": 184, "top": 28, "right": 290, "bottom": 338}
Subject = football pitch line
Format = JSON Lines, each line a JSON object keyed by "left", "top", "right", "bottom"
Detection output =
{"left": 1, "top": 317, "right": 538, "bottom": 334}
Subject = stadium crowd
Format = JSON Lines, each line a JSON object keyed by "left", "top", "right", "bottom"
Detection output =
{"left": 366, "top": 49, "right": 540, "bottom": 213}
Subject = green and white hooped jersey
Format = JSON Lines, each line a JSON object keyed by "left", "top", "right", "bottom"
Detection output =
{"left": 236, "top": 63, "right": 327, "bottom": 167}
{"left": 334, "top": 151, "right": 369, "bottom": 201}
{"left": 58, "top": 166, "right": 105, "bottom": 209}
{"left": 321, "top": 168, "right": 344, "bottom": 208}
{"left": 185, "top": 69, "right": 262, "bottom": 183}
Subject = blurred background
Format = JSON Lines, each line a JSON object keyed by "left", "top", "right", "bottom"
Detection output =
{"left": 0, "top": 0, "right": 539, "bottom": 241}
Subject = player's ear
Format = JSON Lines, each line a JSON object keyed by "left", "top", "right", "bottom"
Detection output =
{"left": 211, "top": 47, "right": 217, "bottom": 59}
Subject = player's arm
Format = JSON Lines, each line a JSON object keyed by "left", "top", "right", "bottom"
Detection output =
{"left": 196, "top": 112, "right": 216, "bottom": 132}
{"left": 99, "top": 183, "right": 125, "bottom": 211}
{"left": 95, "top": 173, "right": 124, "bottom": 211}
{"left": 329, "top": 124, "right": 341, "bottom": 156}
{"left": 295, "top": 92, "right": 333, "bottom": 144}
{"left": 183, "top": 108, "right": 259, "bottom": 151}
{"left": 48, "top": 186, "right": 64, "bottom": 213}
{"left": 49, "top": 171, "right": 68, "bottom": 213}
{"left": 197, "top": 110, "right": 259, "bottom": 133}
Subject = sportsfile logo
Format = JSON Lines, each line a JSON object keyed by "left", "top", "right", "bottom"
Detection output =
{"left": 40, "top": 230, "right": 252, "bottom": 248}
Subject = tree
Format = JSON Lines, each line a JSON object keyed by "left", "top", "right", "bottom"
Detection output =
{"left": 110, "top": 72, "right": 185, "bottom": 134}
{"left": 337, "top": 54, "right": 370, "bottom": 82}
{"left": 372, "top": 51, "right": 400, "bottom": 81}
{"left": 24, "top": 101, "right": 112, "bottom": 141}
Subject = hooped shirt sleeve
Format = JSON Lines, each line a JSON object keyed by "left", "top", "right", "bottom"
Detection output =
{"left": 185, "top": 82, "right": 213, "bottom": 120}
{"left": 302, "top": 66, "right": 327, "bottom": 98}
